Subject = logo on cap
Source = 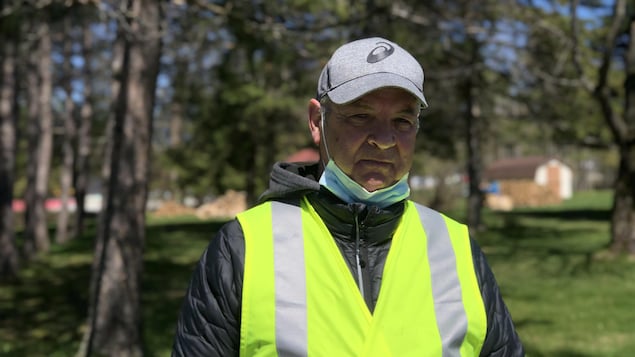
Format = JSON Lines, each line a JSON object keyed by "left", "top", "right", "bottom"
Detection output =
{"left": 366, "top": 41, "right": 395, "bottom": 63}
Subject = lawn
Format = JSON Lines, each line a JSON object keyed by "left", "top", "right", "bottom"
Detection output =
{"left": 1, "top": 190, "right": 633, "bottom": 356}
{"left": 476, "top": 190, "right": 635, "bottom": 357}
{"left": 0, "top": 216, "right": 225, "bottom": 357}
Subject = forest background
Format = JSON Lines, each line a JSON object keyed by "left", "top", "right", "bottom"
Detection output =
{"left": 0, "top": 0, "right": 634, "bottom": 356}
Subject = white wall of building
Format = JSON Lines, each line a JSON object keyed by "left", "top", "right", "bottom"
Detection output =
{"left": 534, "top": 159, "right": 573, "bottom": 199}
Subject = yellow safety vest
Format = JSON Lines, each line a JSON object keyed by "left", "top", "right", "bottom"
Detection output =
{"left": 237, "top": 197, "right": 487, "bottom": 357}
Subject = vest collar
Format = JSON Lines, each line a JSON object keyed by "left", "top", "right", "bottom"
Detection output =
{"left": 307, "top": 189, "right": 405, "bottom": 245}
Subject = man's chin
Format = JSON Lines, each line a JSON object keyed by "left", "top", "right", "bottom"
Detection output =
{"left": 360, "top": 179, "right": 391, "bottom": 192}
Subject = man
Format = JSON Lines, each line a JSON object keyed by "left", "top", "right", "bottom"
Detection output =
{"left": 173, "top": 37, "right": 524, "bottom": 356}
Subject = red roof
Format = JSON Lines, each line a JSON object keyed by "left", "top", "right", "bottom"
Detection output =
{"left": 484, "top": 156, "right": 557, "bottom": 180}
{"left": 284, "top": 148, "right": 320, "bottom": 163}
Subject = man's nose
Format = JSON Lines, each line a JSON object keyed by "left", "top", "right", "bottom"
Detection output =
{"left": 367, "top": 122, "right": 396, "bottom": 149}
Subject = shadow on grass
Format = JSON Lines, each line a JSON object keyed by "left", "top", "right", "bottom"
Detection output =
{"left": 0, "top": 260, "right": 91, "bottom": 356}
{"left": 491, "top": 207, "right": 610, "bottom": 240}
{"left": 522, "top": 345, "right": 594, "bottom": 357}
{"left": 503, "top": 208, "right": 611, "bottom": 222}
{"left": 142, "top": 259, "right": 202, "bottom": 354}
{"left": 142, "top": 220, "right": 229, "bottom": 355}
{"left": 477, "top": 207, "right": 613, "bottom": 278}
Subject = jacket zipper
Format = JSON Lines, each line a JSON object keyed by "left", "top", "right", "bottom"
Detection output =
{"left": 353, "top": 213, "right": 365, "bottom": 299}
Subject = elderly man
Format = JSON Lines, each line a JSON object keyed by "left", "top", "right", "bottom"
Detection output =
{"left": 173, "top": 37, "right": 524, "bottom": 356}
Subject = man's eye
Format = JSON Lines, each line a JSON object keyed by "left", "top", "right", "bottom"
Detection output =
{"left": 395, "top": 118, "right": 416, "bottom": 131}
{"left": 346, "top": 114, "right": 370, "bottom": 125}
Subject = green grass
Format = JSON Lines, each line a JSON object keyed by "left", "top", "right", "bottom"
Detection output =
{"left": 1, "top": 190, "right": 633, "bottom": 356}
{"left": 1, "top": 216, "right": 227, "bottom": 357}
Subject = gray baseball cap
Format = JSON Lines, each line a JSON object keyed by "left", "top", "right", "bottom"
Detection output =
{"left": 317, "top": 37, "right": 428, "bottom": 107}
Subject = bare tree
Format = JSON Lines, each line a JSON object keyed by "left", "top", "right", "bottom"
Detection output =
{"left": 77, "top": 0, "right": 162, "bottom": 355}
{"left": 0, "top": 36, "right": 19, "bottom": 280}
{"left": 23, "top": 20, "right": 53, "bottom": 259}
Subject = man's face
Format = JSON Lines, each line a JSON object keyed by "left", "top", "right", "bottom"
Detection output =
{"left": 315, "top": 88, "right": 420, "bottom": 192}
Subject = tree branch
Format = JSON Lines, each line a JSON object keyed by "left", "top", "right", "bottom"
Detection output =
{"left": 593, "top": 0, "right": 629, "bottom": 143}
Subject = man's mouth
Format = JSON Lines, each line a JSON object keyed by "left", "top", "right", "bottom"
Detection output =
{"left": 358, "top": 159, "right": 392, "bottom": 166}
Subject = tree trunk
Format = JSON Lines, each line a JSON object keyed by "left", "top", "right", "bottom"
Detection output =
{"left": 77, "top": 1, "right": 162, "bottom": 355}
{"left": 24, "top": 21, "right": 53, "bottom": 259}
{"left": 56, "top": 18, "right": 76, "bottom": 244}
{"left": 465, "top": 58, "right": 485, "bottom": 232}
{"left": 609, "top": 15, "right": 635, "bottom": 254}
{"left": 169, "top": 99, "right": 183, "bottom": 201}
{"left": 76, "top": 28, "right": 123, "bottom": 357}
{"left": 245, "top": 142, "right": 257, "bottom": 206}
{"left": 609, "top": 150, "right": 635, "bottom": 253}
{"left": 593, "top": 1, "right": 635, "bottom": 255}
{"left": 0, "top": 37, "right": 19, "bottom": 280}
{"left": 73, "top": 21, "right": 95, "bottom": 239}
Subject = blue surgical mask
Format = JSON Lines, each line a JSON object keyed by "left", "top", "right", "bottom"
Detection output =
{"left": 319, "top": 159, "right": 410, "bottom": 208}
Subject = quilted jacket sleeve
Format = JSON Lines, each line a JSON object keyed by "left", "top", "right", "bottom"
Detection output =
{"left": 471, "top": 239, "right": 525, "bottom": 357}
{"left": 172, "top": 220, "right": 245, "bottom": 357}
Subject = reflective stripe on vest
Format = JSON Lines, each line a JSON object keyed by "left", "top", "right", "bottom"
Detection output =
{"left": 238, "top": 198, "right": 487, "bottom": 357}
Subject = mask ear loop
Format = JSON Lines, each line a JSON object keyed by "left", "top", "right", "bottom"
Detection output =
{"left": 319, "top": 109, "right": 332, "bottom": 168}
{"left": 416, "top": 104, "right": 423, "bottom": 132}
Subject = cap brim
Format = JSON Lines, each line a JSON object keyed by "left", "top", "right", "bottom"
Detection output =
{"left": 326, "top": 72, "right": 428, "bottom": 108}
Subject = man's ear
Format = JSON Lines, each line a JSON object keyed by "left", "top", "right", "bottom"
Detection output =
{"left": 308, "top": 98, "right": 322, "bottom": 146}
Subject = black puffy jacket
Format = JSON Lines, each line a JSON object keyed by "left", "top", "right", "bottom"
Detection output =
{"left": 172, "top": 162, "right": 524, "bottom": 356}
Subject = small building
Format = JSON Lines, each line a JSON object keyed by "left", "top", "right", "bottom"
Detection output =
{"left": 483, "top": 156, "right": 573, "bottom": 209}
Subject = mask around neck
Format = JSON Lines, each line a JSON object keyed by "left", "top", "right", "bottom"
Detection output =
{"left": 318, "top": 159, "right": 410, "bottom": 208}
